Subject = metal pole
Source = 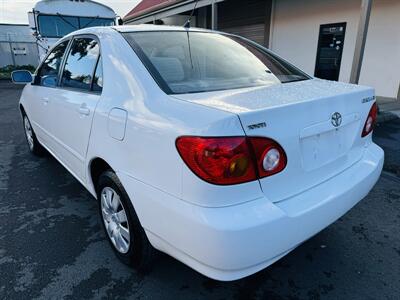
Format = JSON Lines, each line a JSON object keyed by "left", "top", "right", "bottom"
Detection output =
{"left": 264, "top": 0, "right": 273, "bottom": 47}
{"left": 349, "top": 0, "right": 373, "bottom": 84}
{"left": 211, "top": 0, "right": 217, "bottom": 30}
{"left": 269, "top": 0, "right": 277, "bottom": 49}
{"left": 8, "top": 34, "right": 16, "bottom": 67}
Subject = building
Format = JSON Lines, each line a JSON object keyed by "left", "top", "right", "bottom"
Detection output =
{"left": 0, "top": 24, "right": 39, "bottom": 68}
{"left": 123, "top": 0, "right": 400, "bottom": 102}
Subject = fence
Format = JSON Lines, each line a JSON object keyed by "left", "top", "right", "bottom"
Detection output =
{"left": 0, "top": 32, "right": 39, "bottom": 69}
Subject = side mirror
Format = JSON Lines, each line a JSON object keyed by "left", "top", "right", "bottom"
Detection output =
{"left": 118, "top": 18, "right": 123, "bottom": 25}
{"left": 11, "top": 70, "right": 33, "bottom": 84}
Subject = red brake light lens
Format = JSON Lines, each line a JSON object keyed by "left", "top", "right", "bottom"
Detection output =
{"left": 176, "top": 136, "right": 256, "bottom": 185}
{"left": 176, "top": 136, "right": 287, "bottom": 185}
{"left": 361, "top": 102, "right": 377, "bottom": 137}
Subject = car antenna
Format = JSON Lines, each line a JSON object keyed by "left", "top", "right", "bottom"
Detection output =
{"left": 183, "top": 0, "right": 200, "bottom": 29}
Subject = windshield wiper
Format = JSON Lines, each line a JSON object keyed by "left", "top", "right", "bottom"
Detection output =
{"left": 80, "top": 15, "right": 100, "bottom": 28}
{"left": 56, "top": 13, "right": 78, "bottom": 30}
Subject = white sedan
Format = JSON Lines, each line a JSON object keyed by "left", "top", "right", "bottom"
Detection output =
{"left": 12, "top": 25, "right": 383, "bottom": 281}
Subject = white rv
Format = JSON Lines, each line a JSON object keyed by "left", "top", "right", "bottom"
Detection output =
{"left": 28, "top": 0, "right": 117, "bottom": 60}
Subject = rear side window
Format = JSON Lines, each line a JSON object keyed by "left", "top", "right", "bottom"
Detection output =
{"left": 36, "top": 40, "right": 69, "bottom": 87}
{"left": 92, "top": 56, "right": 103, "bottom": 92}
{"left": 61, "top": 38, "right": 100, "bottom": 91}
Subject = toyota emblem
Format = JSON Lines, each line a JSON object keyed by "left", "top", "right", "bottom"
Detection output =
{"left": 331, "top": 112, "right": 342, "bottom": 127}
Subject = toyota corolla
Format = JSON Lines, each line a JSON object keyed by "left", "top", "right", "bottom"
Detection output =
{"left": 12, "top": 25, "right": 384, "bottom": 281}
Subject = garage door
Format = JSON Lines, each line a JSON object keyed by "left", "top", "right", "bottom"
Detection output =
{"left": 218, "top": 0, "right": 271, "bottom": 46}
{"left": 220, "top": 23, "right": 265, "bottom": 45}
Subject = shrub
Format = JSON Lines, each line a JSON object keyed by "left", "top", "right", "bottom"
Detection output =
{"left": 0, "top": 64, "right": 36, "bottom": 80}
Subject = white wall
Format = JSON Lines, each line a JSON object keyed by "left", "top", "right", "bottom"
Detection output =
{"left": 0, "top": 24, "right": 35, "bottom": 42}
{"left": 359, "top": 0, "right": 400, "bottom": 99}
{"left": 270, "top": 0, "right": 400, "bottom": 99}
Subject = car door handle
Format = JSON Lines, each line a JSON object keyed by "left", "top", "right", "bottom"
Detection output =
{"left": 78, "top": 105, "right": 90, "bottom": 116}
{"left": 43, "top": 97, "right": 49, "bottom": 105}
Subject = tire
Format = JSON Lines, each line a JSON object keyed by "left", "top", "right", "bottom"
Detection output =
{"left": 22, "top": 113, "right": 45, "bottom": 156}
{"left": 97, "top": 170, "right": 155, "bottom": 271}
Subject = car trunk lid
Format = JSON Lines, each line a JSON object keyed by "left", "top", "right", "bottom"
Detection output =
{"left": 173, "top": 79, "right": 375, "bottom": 203}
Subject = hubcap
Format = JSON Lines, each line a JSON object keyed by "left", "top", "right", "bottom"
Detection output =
{"left": 100, "top": 187, "right": 131, "bottom": 253}
{"left": 24, "top": 116, "right": 34, "bottom": 150}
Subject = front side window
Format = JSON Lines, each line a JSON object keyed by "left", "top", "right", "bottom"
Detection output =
{"left": 36, "top": 40, "right": 69, "bottom": 87}
{"left": 123, "top": 31, "right": 310, "bottom": 94}
{"left": 61, "top": 38, "right": 100, "bottom": 91}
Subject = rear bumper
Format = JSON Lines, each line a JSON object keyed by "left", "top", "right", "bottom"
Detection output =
{"left": 118, "top": 143, "right": 384, "bottom": 281}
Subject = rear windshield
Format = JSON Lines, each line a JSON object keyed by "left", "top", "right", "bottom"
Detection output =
{"left": 123, "top": 31, "right": 310, "bottom": 94}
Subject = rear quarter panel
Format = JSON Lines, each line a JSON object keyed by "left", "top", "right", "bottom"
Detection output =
{"left": 86, "top": 30, "right": 264, "bottom": 208}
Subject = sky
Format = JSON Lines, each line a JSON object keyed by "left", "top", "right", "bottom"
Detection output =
{"left": 0, "top": 0, "right": 141, "bottom": 24}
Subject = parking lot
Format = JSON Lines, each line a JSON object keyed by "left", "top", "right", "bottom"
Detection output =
{"left": 0, "top": 81, "right": 399, "bottom": 300}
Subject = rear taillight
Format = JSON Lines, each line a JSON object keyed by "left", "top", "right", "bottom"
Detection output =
{"left": 361, "top": 103, "right": 377, "bottom": 137}
{"left": 176, "top": 136, "right": 287, "bottom": 185}
{"left": 247, "top": 137, "right": 287, "bottom": 178}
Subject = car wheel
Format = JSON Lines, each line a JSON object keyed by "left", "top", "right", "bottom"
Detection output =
{"left": 97, "top": 170, "right": 155, "bottom": 271}
{"left": 23, "top": 114, "right": 45, "bottom": 156}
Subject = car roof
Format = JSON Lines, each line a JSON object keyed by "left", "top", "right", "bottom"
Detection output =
{"left": 64, "top": 24, "right": 217, "bottom": 37}
{"left": 113, "top": 24, "right": 214, "bottom": 33}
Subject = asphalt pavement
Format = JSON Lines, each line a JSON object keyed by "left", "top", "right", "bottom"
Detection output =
{"left": 0, "top": 81, "right": 399, "bottom": 300}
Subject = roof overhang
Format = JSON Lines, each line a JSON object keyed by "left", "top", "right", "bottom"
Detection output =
{"left": 124, "top": 0, "right": 225, "bottom": 24}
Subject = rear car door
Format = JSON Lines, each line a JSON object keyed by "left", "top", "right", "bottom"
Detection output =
{"left": 28, "top": 40, "right": 69, "bottom": 147}
{"left": 49, "top": 35, "right": 102, "bottom": 182}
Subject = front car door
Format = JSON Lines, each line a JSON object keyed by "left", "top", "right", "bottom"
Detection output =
{"left": 48, "top": 35, "right": 103, "bottom": 183}
{"left": 27, "top": 40, "right": 70, "bottom": 147}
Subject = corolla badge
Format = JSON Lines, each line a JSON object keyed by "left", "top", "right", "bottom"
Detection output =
{"left": 362, "top": 96, "right": 375, "bottom": 103}
{"left": 248, "top": 122, "right": 266, "bottom": 130}
{"left": 331, "top": 112, "right": 342, "bottom": 127}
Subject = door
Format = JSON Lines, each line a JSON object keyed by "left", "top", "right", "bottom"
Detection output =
{"left": 48, "top": 36, "right": 102, "bottom": 182}
{"left": 27, "top": 40, "right": 70, "bottom": 146}
{"left": 314, "top": 23, "right": 346, "bottom": 81}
